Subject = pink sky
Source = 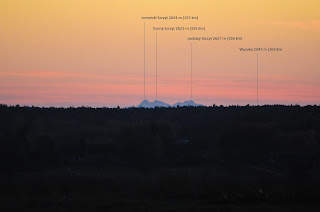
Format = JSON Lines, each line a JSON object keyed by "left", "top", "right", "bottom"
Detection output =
{"left": 1, "top": 0, "right": 320, "bottom": 107}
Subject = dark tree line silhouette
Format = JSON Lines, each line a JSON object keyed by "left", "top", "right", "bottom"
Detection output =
{"left": 1, "top": 103, "right": 320, "bottom": 210}
{"left": 1, "top": 104, "right": 320, "bottom": 170}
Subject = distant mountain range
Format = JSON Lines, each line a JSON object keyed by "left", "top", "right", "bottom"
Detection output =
{"left": 137, "top": 100, "right": 202, "bottom": 108}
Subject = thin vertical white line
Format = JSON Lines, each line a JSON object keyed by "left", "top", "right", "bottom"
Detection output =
{"left": 257, "top": 54, "right": 259, "bottom": 106}
{"left": 191, "top": 43, "right": 193, "bottom": 100}
{"left": 156, "top": 32, "right": 157, "bottom": 100}
{"left": 144, "top": 22, "right": 145, "bottom": 99}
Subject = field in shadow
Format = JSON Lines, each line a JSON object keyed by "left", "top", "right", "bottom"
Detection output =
{"left": 1, "top": 104, "right": 320, "bottom": 210}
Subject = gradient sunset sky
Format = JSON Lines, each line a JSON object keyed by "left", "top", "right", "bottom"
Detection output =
{"left": 1, "top": 0, "right": 319, "bottom": 107}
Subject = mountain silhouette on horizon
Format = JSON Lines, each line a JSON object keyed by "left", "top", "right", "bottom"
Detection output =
{"left": 137, "top": 99, "right": 202, "bottom": 108}
{"left": 171, "top": 100, "right": 202, "bottom": 107}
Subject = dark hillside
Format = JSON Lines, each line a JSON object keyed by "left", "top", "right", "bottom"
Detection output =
{"left": 1, "top": 104, "right": 320, "bottom": 211}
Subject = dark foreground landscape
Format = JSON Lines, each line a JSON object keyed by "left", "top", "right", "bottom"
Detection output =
{"left": 1, "top": 104, "right": 320, "bottom": 211}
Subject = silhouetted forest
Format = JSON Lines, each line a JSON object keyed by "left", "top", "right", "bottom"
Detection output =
{"left": 1, "top": 104, "right": 320, "bottom": 211}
